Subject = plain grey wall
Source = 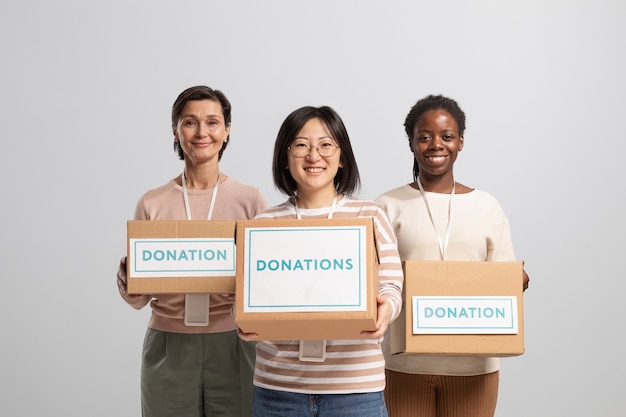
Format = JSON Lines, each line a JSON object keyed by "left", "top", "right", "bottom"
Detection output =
{"left": 1, "top": 1, "right": 624, "bottom": 416}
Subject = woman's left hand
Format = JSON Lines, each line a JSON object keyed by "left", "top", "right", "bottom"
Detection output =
{"left": 523, "top": 268, "right": 530, "bottom": 292}
{"left": 361, "top": 296, "right": 391, "bottom": 340}
{"left": 237, "top": 327, "right": 259, "bottom": 341}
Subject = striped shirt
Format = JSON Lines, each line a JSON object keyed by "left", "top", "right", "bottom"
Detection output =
{"left": 253, "top": 195, "right": 404, "bottom": 394}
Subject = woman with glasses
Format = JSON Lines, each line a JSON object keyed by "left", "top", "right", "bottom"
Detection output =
{"left": 116, "top": 85, "right": 268, "bottom": 417}
{"left": 238, "top": 105, "right": 404, "bottom": 417}
{"left": 376, "top": 94, "right": 529, "bottom": 417}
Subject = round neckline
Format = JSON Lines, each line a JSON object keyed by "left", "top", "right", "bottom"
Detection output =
{"left": 172, "top": 176, "right": 227, "bottom": 192}
{"left": 291, "top": 194, "right": 346, "bottom": 213}
{"left": 408, "top": 182, "right": 474, "bottom": 195}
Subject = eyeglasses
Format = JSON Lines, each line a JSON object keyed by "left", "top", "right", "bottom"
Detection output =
{"left": 288, "top": 140, "right": 340, "bottom": 158}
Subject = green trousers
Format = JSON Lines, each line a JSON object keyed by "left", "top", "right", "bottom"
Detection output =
{"left": 141, "top": 328, "right": 255, "bottom": 417}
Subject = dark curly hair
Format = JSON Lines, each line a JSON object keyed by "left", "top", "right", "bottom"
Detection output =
{"left": 272, "top": 106, "right": 361, "bottom": 198}
{"left": 171, "top": 85, "right": 232, "bottom": 161}
{"left": 404, "top": 94, "right": 466, "bottom": 180}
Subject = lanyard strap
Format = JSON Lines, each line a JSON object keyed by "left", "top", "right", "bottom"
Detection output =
{"left": 295, "top": 192, "right": 338, "bottom": 362}
{"left": 181, "top": 168, "right": 220, "bottom": 327}
{"left": 181, "top": 169, "right": 220, "bottom": 220}
{"left": 416, "top": 178, "right": 454, "bottom": 260}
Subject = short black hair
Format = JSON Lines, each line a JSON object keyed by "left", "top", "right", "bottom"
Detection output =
{"left": 171, "top": 85, "right": 232, "bottom": 161}
{"left": 404, "top": 94, "right": 466, "bottom": 180}
{"left": 272, "top": 106, "right": 361, "bottom": 198}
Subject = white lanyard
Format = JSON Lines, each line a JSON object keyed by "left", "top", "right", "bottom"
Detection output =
{"left": 295, "top": 192, "right": 338, "bottom": 362}
{"left": 416, "top": 177, "right": 454, "bottom": 260}
{"left": 295, "top": 194, "right": 338, "bottom": 219}
{"left": 181, "top": 169, "right": 220, "bottom": 220}
{"left": 181, "top": 168, "right": 220, "bottom": 327}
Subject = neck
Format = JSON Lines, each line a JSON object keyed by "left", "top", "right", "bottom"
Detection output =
{"left": 295, "top": 187, "right": 338, "bottom": 209}
{"left": 184, "top": 163, "right": 220, "bottom": 190}
{"left": 417, "top": 174, "right": 455, "bottom": 194}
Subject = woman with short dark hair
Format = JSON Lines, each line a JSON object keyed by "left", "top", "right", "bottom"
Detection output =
{"left": 117, "top": 85, "right": 268, "bottom": 417}
{"left": 240, "top": 105, "right": 404, "bottom": 417}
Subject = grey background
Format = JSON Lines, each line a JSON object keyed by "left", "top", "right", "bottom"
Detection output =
{"left": 1, "top": 1, "right": 624, "bottom": 416}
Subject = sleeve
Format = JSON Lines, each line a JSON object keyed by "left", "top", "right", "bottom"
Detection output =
{"left": 372, "top": 205, "right": 404, "bottom": 322}
{"left": 133, "top": 195, "right": 149, "bottom": 221}
{"left": 486, "top": 198, "right": 516, "bottom": 262}
{"left": 116, "top": 257, "right": 152, "bottom": 309}
{"left": 252, "top": 189, "right": 269, "bottom": 218}
{"left": 118, "top": 196, "right": 152, "bottom": 308}
{"left": 488, "top": 215, "right": 516, "bottom": 262}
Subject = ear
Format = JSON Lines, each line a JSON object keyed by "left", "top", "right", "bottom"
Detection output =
{"left": 173, "top": 127, "right": 179, "bottom": 142}
{"left": 459, "top": 136, "right": 464, "bottom": 151}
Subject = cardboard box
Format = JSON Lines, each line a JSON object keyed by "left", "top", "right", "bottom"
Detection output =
{"left": 389, "top": 260, "right": 524, "bottom": 357}
{"left": 235, "top": 218, "right": 379, "bottom": 340}
{"left": 127, "top": 220, "right": 236, "bottom": 294}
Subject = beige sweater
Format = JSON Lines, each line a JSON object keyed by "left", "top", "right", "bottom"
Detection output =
{"left": 376, "top": 184, "right": 516, "bottom": 376}
{"left": 119, "top": 175, "right": 267, "bottom": 334}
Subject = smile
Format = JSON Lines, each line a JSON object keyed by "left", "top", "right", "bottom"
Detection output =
{"left": 305, "top": 167, "right": 325, "bottom": 173}
{"left": 427, "top": 156, "right": 448, "bottom": 163}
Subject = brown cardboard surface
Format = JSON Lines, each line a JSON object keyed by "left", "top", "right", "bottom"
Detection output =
{"left": 234, "top": 218, "right": 379, "bottom": 340}
{"left": 389, "top": 260, "right": 524, "bottom": 357}
{"left": 126, "top": 220, "right": 236, "bottom": 294}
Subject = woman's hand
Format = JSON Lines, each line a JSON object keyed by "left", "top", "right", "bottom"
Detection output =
{"left": 521, "top": 260, "right": 530, "bottom": 292}
{"left": 237, "top": 327, "right": 259, "bottom": 342}
{"left": 523, "top": 268, "right": 530, "bottom": 292}
{"left": 117, "top": 256, "right": 143, "bottom": 302}
{"left": 361, "top": 295, "right": 392, "bottom": 340}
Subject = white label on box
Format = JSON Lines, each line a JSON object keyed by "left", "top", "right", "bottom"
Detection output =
{"left": 243, "top": 225, "right": 369, "bottom": 313}
{"left": 411, "top": 296, "right": 518, "bottom": 334}
{"left": 129, "top": 238, "right": 236, "bottom": 278}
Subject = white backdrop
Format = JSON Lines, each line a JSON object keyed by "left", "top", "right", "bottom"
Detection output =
{"left": 1, "top": 1, "right": 624, "bottom": 416}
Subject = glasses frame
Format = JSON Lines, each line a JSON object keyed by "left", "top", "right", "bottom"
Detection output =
{"left": 288, "top": 141, "right": 340, "bottom": 158}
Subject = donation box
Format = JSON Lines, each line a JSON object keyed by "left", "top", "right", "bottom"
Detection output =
{"left": 389, "top": 260, "right": 525, "bottom": 357}
{"left": 126, "top": 220, "right": 237, "bottom": 294}
{"left": 234, "top": 218, "right": 379, "bottom": 340}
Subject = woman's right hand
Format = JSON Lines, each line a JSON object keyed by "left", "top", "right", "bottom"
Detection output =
{"left": 237, "top": 327, "right": 259, "bottom": 342}
{"left": 117, "top": 256, "right": 143, "bottom": 302}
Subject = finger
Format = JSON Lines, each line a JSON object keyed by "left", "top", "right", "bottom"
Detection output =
{"left": 361, "top": 328, "right": 384, "bottom": 339}
{"left": 237, "top": 328, "right": 258, "bottom": 341}
{"left": 117, "top": 277, "right": 127, "bottom": 294}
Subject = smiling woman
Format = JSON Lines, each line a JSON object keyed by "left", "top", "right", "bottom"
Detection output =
{"left": 174, "top": 99, "right": 230, "bottom": 166}
{"left": 376, "top": 94, "right": 529, "bottom": 417}
{"left": 239, "top": 105, "right": 404, "bottom": 417}
{"left": 115, "top": 85, "right": 268, "bottom": 417}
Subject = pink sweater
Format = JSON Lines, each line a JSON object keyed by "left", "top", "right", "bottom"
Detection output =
{"left": 119, "top": 175, "right": 267, "bottom": 334}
